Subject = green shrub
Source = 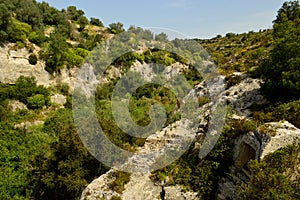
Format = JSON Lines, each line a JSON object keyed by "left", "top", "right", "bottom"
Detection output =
{"left": 28, "top": 31, "right": 45, "bottom": 45}
{"left": 238, "top": 143, "right": 300, "bottom": 199}
{"left": 251, "top": 100, "right": 300, "bottom": 128}
{"left": 14, "top": 41, "right": 25, "bottom": 49}
{"left": 28, "top": 53, "right": 38, "bottom": 65}
{"left": 90, "top": 17, "right": 103, "bottom": 26}
{"left": 259, "top": 1, "right": 300, "bottom": 100}
{"left": 6, "top": 18, "right": 31, "bottom": 42}
{"left": 27, "top": 94, "right": 45, "bottom": 109}
{"left": 13, "top": 76, "right": 37, "bottom": 103}
{"left": 30, "top": 108, "right": 109, "bottom": 200}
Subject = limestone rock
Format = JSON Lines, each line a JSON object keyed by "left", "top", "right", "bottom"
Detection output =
{"left": 0, "top": 43, "right": 53, "bottom": 86}
{"left": 50, "top": 94, "right": 67, "bottom": 106}
{"left": 80, "top": 169, "right": 122, "bottom": 200}
{"left": 8, "top": 100, "right": 28, "bottom": 112}
{"left": 14, "top": 120, "right": 44, "bottom": 132}
{"left": 259, "top": 121, "right": 300, "bottom": 159}
{"left": 121, "top": 173, "right": 161, "bottom": 200}
{"left": 164, "top": 186, "right": 199, "bottom": 200}
{"left": 80, "top": 120, "right": 198, "bottom": 200}
{"left": 80, "top": 70, "right": 297, "bottom": 200}
{"left": 72, "top": 63, "right": 99, "bottom": 97}
{"left": 219, "top": 121, "right": 300, "bottom": 200}
{"left": 57, "top": 67, "right": 78, "bottom": 92}
{"left": 224, "top": 77, "right": 266, "bottom": 117}
{"left": 233, "top": 121, "right": 300, "bottom": 167}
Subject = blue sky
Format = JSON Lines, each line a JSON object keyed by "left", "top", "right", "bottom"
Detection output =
{"left": 37, "top": 0, "right": 287, "bottom": 39}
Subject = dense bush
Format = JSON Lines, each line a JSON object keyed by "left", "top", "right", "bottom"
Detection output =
{"left": 90, "top": 17, "right": 104, "bottom": 26}
{"left": 109, "top": 22, "right": 124, "bottom": 34}
{"left": 12, "top": 76, "right": 50, "bottom": 107}
{"left": 28, "top": 31, "right": 45, "bottom": 45}
{"left": 28, "top": 53, "right": 38, "bottom": 65}
{"left": 251, "top": 100, "right": 300, "bottom": 128}
{"left": 30, "top": 109, "right": 109, "bottom": 200}
{"left": 0, "top": 3, "right": 10, "bottom": 42}
{"left": 39, "top": 32, "right": 69, "bottom": 74}
{"left": 238, "top": 143, "right": 300, "bottom": 200}
{"left": 27, "top": 94, "right": 45, "bottom": 109}
{"left": 66, "top": 6, "right": 85, "bottom": 21}
{"left": 6, "top": 18, "right": 31, "bottom": 43}
{"left": 259, "top": 1, "right": 300, "bottom": 100}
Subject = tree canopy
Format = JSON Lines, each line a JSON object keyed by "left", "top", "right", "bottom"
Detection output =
{"left": 260, "top": 1, "right": 300, "bottom": 100}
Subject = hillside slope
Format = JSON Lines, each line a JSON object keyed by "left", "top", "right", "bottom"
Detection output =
{"left": 0, "top": 1, "right": 299, "bottom": 200}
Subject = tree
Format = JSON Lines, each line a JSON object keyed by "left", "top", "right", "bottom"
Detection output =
{"left": 155, "top": 32, "right": 168, "bottom": 42}
{"left": 28, "top": 53, "right": 38, "bottom": 65}
{"left": 38, "top": 1, "right": 61, "bottom": 26}
{"left": 14, "top": 0, "right": 43, "bottom": 30}
{"left": 27, "top": 94, "right": 45, "bottom": 109}
{"left": 6, "top": 18, "right": 31, "bottom": 43}
{"left": 14, "top": 76, "right": 37, "bottom": 103}
{"left": 0, "top": 3, "right": 10, "bottom": 41}
{"left": 90, "top": 17, "right": 103, "bottom": 26}
{"left": 12, "top": 76, "right": 50, "bottom": 106}
{"left": 260, "top": 1, "right": 300, "bottom": 100}
{"left": 273, "top": 1, "right": 300, "bottom": 24}
{"left": 238, "top": 144, "right": 300, "bottom": 200}
{"left": 109, "top": 22, "right": 124, "bottom": 34}
{"left": 66, "top": 6, "right": 84, "bottom": 21}
{"left": 30, "top": 109, "right": 108, "bottom": 200}
{"left": 28, "top": 30, "right": 45, "bottom": 45}
{"left": 40, "top": 32, "right": 69, "bottom": 74}
{"left": 78, "top": 15, "right": 88, "bottom": 31}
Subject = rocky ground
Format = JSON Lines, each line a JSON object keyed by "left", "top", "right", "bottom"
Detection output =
{"left": 80, "top": 71, "right": 300, "bottom": 200}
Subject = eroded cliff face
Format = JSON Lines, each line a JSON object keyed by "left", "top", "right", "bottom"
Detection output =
{"left": 0, "top": 43, "right": 83, "bottom": 91}
{"left": 79, "top": 72, "right": 299, "bottom": 200}
{"left": 0, "top": 43, "right": 53, "bottom": 86}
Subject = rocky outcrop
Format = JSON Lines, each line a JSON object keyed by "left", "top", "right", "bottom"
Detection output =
{"left": 217, "top": 121, "right": 300, "bottom": 200}
{"left": 80, "top": 119, "right": 198, "bottom": 199}
{"left": 81, "top": 170, "right": 200, "bottom": 200}
{"left": 0, "top": 43, "right": 53, "bottom": 86}
{"left": 223, "top": 74, "right": 266, "bottom": 117}
{"left": 121, "top": 173, "right": 161, "bottom": 200}
{"left": 234, "top": 121, "right": 300, "bottom": 164}
{"left": 8, "top": 100, "right": 28, "bottom": 112}
{"left": 57, "top": 67, "right": 79, "bottom": 91}
{"left": 50, "top": 93, "right": 67, "bottom": 106}
{"left": 258, "top": 121, "right": 300, "bottom": 159}
{"left": 80, "top": 169, "right": 122, "bottom": 200}
{"left": 81, "top": 71, "right": 299, "bottom": 200}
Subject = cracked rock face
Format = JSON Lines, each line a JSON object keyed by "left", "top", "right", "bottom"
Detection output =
{"left": 0, "top": 44, "right": 53, "bottom": 86}
{"left": 218, "top": 121, "right": 300, "bottom": 200}
{"left": 80, "top": 169, "right": 121, "bottom": 200}
{"left": 259, "top": 121, "right": 300, "bottom": 159}
{"left": 224, "top": 77, "right": 266, "bottom": 117}
{"left": 234, "top": 121, "right": 300, "bottom": 163}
